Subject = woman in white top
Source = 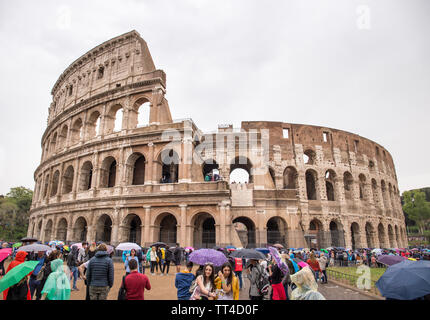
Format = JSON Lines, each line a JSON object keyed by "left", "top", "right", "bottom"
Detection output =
{"left": 191, "top": 263, "right": 216, "bottom": 300}
{"left": 149, "top": 246, "right": 158, "bottom": 275}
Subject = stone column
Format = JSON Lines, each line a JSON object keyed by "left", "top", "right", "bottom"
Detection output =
{"left": 219, "top": 203, "right": 226, "bottom": 246}
{"left": 179, "top": 138, "right": 192, "bottom": 183}
{"left": 215, "top": 224, "right": 220, "bottom": 246}
{"left": 145, "top": 142, "right": 154, "bottom": 184}
{"left": 225, "top": 204, "right": 232, "bottom": 245}
{"left": 111, "top": 207, "right": 120, "bottom": 246}
{"left": 143, "top": 205, "right": 151, "bottom": 246}
{"left": 72, "top": 158, "right": 80, "bottom": 200}
{"left": 179, "top": 204, "right": 187, "bottom": 247}
{"left": 140, "top": 224, "right": 145, "bottom": 247}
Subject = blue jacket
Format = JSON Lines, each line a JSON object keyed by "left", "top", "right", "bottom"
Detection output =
{"left": 125, "top": 256, "right": 140, "bottom": 273}
{"left": 87, "top": 251, "right": 114, "bottom": 288}
{"left": 175, "top": 271, "right": 195, "bottom": 300}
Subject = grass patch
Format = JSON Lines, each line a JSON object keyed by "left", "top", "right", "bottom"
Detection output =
{"left": 327, "top": 266, "right": 386, "bottom": 282}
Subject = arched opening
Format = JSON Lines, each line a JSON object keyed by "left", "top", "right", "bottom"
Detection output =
{"left": 202, "top": 159, "right": 220, "bottom": 181}
{"left": 100, "top": 156, "right": 117, "bottom": 188}
{"left": 230, "top": 156, "right": 253, "bottom": 183}
{"left": 387, "top": 224, "right": 395, "bottom": 248}
{"left": 56, "top": 218, "right": 68, "bottom": 242}
{"left": 350, "top": 222, "right": 360, "bottom": 250}
{"left": 123, "top": 214, "right": 142, "bottom": 245}
{"left": 160, "top": 149, "right": 179, "bottom": 183}
{"left": 267, "top": 166, "right": 276, "bottom": 189}
{"left": 37, "top": 221, "right": 42, "bottom": 239}
{"left": 191, "top": 212, "right": 216, "bottom": 248}
{"left": 308, "top": 218, "right": 324, "bottom": 248}
{"left": 95, "top": 214, "right": 112, "bottom": 244}
{"left": 329, "top": 220, "right": 345, "bottom": 247}
{"left": 124, "top": 153, "right": 146, "bottom": 185}
{"left": 58, "top": 125, "right": 68, "bottom": 149}
{"left": 79, "top": 161, "right": 93, "bottom": 191}
{"left": 395, "top": 225, "right": 400, "bottom": 246}
{"left": 365, "top": 222, "right": 374, "bottom": 248}
{"left": 381, "top": 180, "right": 389, "bottom": 209}
{"left": 44, "top": 220, "right": 53, "bottom": 241}
{"left": 325, "top": 170, "right": 336, "bottom": 201}
{"left": 137, "top": 101, "right": 150, "bottom": 127}
{"left": 62, "top": 165, "right": 74, "bottom": 194}
{"left": 343, "top": 171, "right": 354, "bottom": 200}
{"left": 71, "top": 118, "right": 83, "bottom": 144}
{"left": 73, "top": 217, "right": 87, "bottom": 242}
{"left": 158, "top": 213, "right": 177, "bottom": 245}
{"left": 43, "top": 175, "right": 49, "bottom": 199}
{"left": 87, "top": 111, "right": 101, "bottom": 139}
{"left": 372, "top": 179, "right": 379, "bottom": 207}
{"left": 303, "top": 149, "right": 316, "bottom": 165}
{"left": 50, "top": 170, "right": 60, "bottom": 197}
{"left": 50, "top": 132, "right": 57, "bottom": 153}
{"left": 305, "top": 169, "right": 318, "bottom": 200}
{"left": 114, "top": 109, "right": 123, "bottom": 132}
{"left": 233, "top": 217, "right": 256, "bottom": 248}
{"left": 283, "top": 166, "right": 298, "bottom": 189}
{"left": 266, "top": 217, "right": 288, "bottom": 247}
{"left": 359, "top": 174, "right": 367, "bottom": 200}
{"left": 378, "top": 223, "right": 386, "bottom": 248}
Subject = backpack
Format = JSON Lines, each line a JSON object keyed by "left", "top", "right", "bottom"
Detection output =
{"left": 117, "top": 275, "right": 128, "bottom": 300}
{"left": 254, "top": 265, "right": 270, "bottom": 296}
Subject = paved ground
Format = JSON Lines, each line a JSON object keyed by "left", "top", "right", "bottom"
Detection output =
{"left": 1, "top": 259, "right": 376, "bottom": 300}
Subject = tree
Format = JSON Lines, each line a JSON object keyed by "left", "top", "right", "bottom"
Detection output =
{"left": 402, "top": 190, "right": 430, "bottom": 235}
{"left": 0, "top": 186, "right": 33, "bottom": 241}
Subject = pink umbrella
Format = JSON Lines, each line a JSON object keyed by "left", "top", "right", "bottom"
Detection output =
{"left": 298, "top": 261, "right": 309, "bottom": 268}
{"left": 0, "top": 248, "right": 13, "bottom": 262}
{"left": 71, "top": 243, "right": 82, "bottom": 249}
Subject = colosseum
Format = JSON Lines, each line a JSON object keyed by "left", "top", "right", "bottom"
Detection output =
{"left": 27, "top": 30, "right": 407, "bottom": 250}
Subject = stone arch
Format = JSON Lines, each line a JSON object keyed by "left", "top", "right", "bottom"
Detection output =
{"left": 86, "top": 110, "right": 102, "bottom": 139}
{"left": 343, "top": 171, "right": 354, "bottom": 200}
{"left": 230, "top": 156, "right": 253, "bottom": 183}
{"left": 44, "top": 219, "right": 53, "bottom": 242}
{"left": 154, "top": 212, "right": 178, "bottom": 245}
{"left": 305, "top": 169, "right": 319, "bottom": 200}
{"left": 37, "top": 220, "right": 42, "bottom": 239}
{"left": 125, "top": 152, "right": 146, "bottom": 185}
{"left": 267, "top": 166, "right": 276, "bottom": 189}
{"left": 387, "top": 224, "right": 395, "bottom": 248}
{"left": 232, "top": 216, "right": 256, "bottom": 248}
{"left": 105, "top": 104, "right": 124, "bottom": 134}
{"left": 62, "top": 165, "right": 74, "bottom": 194}
{"left": 283, "top": 166, "right": 298, "bottom": 189}
{"left": 303, "top": 149, "right": 316, "bottom": 165}
{"left": 191, "top": 212, "right": 216, "bottom": 248}
{"left": 308, "top": 218, "right": 324, "bottom": 248}
{"left": 378, "top": 223, "right": 387, "bottom": 248}
{"left": 329, "top": 219, "right": 345, "bottom": 247}
{"left": 365, "top": 222, "right": 375, "bottom": 248}
{"left": 43, "top": 174, "right": 50, "bottom": 199}
{"left": 95, "top": 214, "right": 113, "bottom": 243}
{"left": 71, "top": 118, "right": 83, "bottom": 144}
{"left": 50, "top": 170, "right": 60, "bottom": 197}
{"left": 395, "top": 225, "right": 400, "bottom": 247}
{"left": 157, "top": 148, "right": 179, "bottom": 183}
{"left": 381, "top": 180, "right": 389, "bottom": 211}
{"left": 56, "top": 218, "right": 68, "bottom": 241}
{"left": 122, "top": 214, "right": 142, "bottom": 244}
{"left": 202, "top": 159, "right": 219, "bottom": 181}
{"left": 266, "top": 216, "right": 288, "bottom": 246}
{"left": 58, "top": 124, "right": 68, "bottom": 149}
{"left": 79, "top": 161, "right": 93, "bottom": 191}
{"left": 134, "top": 97, "right": 151, "bottom": 128}
{"left": 371, "top": 179, "right": 380, "bottom": 207}
{"left": 73, "top": 216, "right": 88, "bottom": 242}
{"left": 100, "top": 156, "right": 117, "bottom": 188}
{"left": 50, "top": 132, "right": 57, "bottom": 153}
{"left": 325, "top": 169, "right": 337, "bottom": 201}
{"left": 350, "top": 222, "right": 361, "bottom": 250}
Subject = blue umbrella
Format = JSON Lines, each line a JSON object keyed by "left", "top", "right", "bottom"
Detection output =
{"left": 255, "top": 248, "right": 270, "bottom": 255}
{"left": 225, "top": 245, "right": 236, "bottom": 249}
{"left": 376, "top": 260, "right": 430, "bottom": 300}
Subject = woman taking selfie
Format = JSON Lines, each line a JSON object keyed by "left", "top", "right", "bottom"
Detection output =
{"left": 190, "top": 263, "right": 216, "bottom": 300}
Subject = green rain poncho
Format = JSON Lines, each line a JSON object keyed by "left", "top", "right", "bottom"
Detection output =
{"left": 41, "top": 259, "right": 71, "bottom": 300}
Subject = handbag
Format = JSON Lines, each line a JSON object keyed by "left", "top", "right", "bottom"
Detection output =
{"left": 36, "top": 265, "right": 45, "bottom": 281}
{"left": 117, "top": 275, "right": 128, "bottom": 300}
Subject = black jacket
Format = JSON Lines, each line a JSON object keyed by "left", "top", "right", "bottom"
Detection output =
{"left": 87, "top": 251, "right": 114, "bottom": 287}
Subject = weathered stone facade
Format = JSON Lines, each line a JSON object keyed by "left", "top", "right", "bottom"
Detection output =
{"left": 27, "top": 30, "right": 407, "bottom": 249}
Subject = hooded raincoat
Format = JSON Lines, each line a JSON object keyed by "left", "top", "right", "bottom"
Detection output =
{"left": 3, "top": 251, "right": 31, "bottom": 300}
{"left": 41, "top": 258, "right": 71, "bottom": 300}
{"left": 290, "top": 266, "right": 326, "bottom": 300}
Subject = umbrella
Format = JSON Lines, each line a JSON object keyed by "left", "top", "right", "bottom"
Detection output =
{"left": 49, "top": 240, "right": 65, "bottom": 246}
{"left": 106, "top": 245, "right": 115, "bottom": 254}
{"left": 116, "top": 242, "right": 141, "bottom": 251}
{"left": 272, "top": 243, "right": 284, "bottom": 249}
{"left": 325, "top": 247, "right": 333, "bottom": 251}
{"left": 225, "top": 245, "right": 236, "bottom": 249}
{"left": 321, "top": 249, "right": 328, "bottom": 253}
{"left": 372, "top": 248, "right": 383, "bottom": 255}
{"left": 184, "top": 246, "right": 194, "bottom": 252}
{"left": 12, "top": 243, "right": 22, "bottom": 248}
{"left": 0, "top": 260, "right": 39, "bottom": 293}
{"left": 17, "top": 243, "right": 52, "bottom": 252}
{"left": 377, "top": 255, "right": 406, "bottom": 266}
{"left": 268, "top": 247, "right": 289, "bottom": 275}
{"left": 230, "top": 249, "right": 266, "bottom": 260}
{"left": 376, "top": 260, "right": 430, "bottom": 300}
{"left": 255, "top": 248, "right": 270, "bottom": 255}
{"left": 63, "top": 245, "right": 70, "bottom": 251}
{"left": 298, "top": 261, "right": 309, "bottom": 268}
{"left": 20, "top": 237, "right": 38, "bottom": 242}
{"left": 408, "top": 258, "right": 417, "bottom": 261}
{"left": 149, "top": 242, "right": 168, "bottom": 248}
{"left": 188, "top": 249, "right": 228, "bottom": 266}
{"left": 0, "top": 248, "right": 13, "bottom": 262}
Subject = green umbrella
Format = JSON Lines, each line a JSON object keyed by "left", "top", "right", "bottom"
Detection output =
{"left": 321, "top": 249, "right": 328, "bottom": 253}
{"left": 0, "top": 260, "right": 39, "bottom": 293}
{"left": 12, "top": 242, "right": 22, "bottom": 248}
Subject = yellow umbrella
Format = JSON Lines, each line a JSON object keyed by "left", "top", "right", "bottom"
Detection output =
{"left": 408, "top": 258, "right": 417, "bottom": 261}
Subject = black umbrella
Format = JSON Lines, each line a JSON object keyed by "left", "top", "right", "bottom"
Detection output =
{"left": 230, "top": 249, "right": 266, "bottom": 260}
{"left": 21, "top": 237, "right": 38, "bottom": 242}
{"left": 149, "top": 242, "right": 168, "bottom": 248}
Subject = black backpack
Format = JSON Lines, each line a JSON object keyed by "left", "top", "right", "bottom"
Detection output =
{"left": 255, "top": 265, "right": 270, "bottom": 296}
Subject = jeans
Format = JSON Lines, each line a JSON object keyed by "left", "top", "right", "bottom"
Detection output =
{"left": 70, "top": 266, "right": 78, "bottom": 289}
{"left": 89, "top": 286, "right": 110, "bottom": 300}
{"left": 234, "top": 271, "right": 243, "bottom": 289}
{"left": 150, "top": 261, "right": 158, "bottom": 273}
{"left": 314, "top": 270, "right": 320, "bottom": 282}
{"left": 283, "top": 282, "right": 289, "bottom": 300}
{"left": 321, "top": 270, "right": 327, "bottom": 283}
{"left": 29, "top": 276, "right": 40, "bottom": 299}
{"left": 162, "top": 260, "right": 170, "bottom": 274}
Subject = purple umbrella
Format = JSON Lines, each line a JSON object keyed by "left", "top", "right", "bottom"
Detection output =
{"left": 189, "top": 248, "right": 228, "bottom": 266}
{"left": 377, "top": 255, "right": 406, "bottom": 266}
{"left": 268, "top": 246, "right": 289, "bottom": 275}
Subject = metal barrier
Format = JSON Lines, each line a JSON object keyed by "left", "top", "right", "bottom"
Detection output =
{"left": 326, "top": 268, "right": 381, "bottom": 296}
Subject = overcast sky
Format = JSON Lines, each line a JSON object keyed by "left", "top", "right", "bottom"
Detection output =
{"left": 0, "top": 0, "right": 429, "bottom": 195}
